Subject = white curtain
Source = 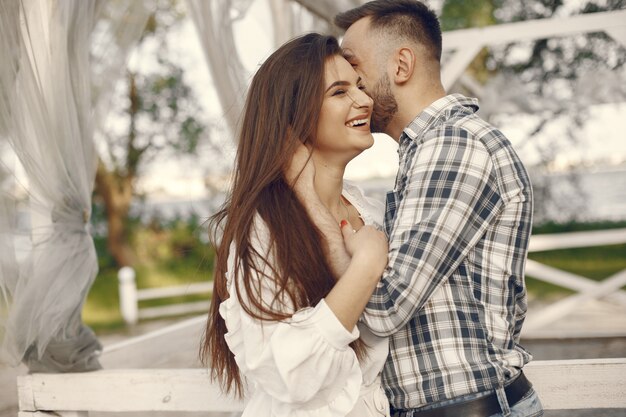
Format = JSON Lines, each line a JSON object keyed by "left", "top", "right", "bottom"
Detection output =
{"left": 186, "top": 0, "right": 251, "bottom": 138}
{"left": 0, "top": 0, "right": 151, "bottom": 372}
{"left": 186, "top": 0, "right": 339, "bottom": 140}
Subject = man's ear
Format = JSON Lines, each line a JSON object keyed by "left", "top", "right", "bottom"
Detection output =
{"left": 392, "top": 47, "right": 415, "bottom": 85}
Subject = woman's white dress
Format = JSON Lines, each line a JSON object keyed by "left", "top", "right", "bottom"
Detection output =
{"left": 219, "top": 182, "right": 390, "bottom": 417}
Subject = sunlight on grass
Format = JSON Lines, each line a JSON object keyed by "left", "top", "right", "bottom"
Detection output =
{"left": 83, "top": 264, "right": 213, "bottom": 333}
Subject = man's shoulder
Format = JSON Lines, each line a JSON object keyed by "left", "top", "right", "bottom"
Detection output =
{"left": 423, "top": 110, "right": 511, "bottom": 155}
{"left": 403, "top": 94, "right": 515, "bottom": 158}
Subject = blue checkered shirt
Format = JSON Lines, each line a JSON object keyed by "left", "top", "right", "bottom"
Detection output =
{"left": 362, "top": 94, "right": 534, "bottom": 409}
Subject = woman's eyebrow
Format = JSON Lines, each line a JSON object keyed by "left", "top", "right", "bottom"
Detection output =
{"left": 325, "top": 80, "right": 350, "bottom": 93}
{"left": 325, "top": 77, "right": 362, "bottom": 93}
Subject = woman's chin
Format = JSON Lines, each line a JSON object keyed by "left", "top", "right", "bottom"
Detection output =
{"left": 362, "top": 135, "right": 375, "bottom": 150}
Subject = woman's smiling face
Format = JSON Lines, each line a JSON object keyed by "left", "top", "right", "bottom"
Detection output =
{"left": 314, "top": 55, "right": 374, "bottom": 163}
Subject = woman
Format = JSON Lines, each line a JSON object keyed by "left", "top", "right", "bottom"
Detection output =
{"left": 202, "top": 33, "right": 390, "bottom": 417}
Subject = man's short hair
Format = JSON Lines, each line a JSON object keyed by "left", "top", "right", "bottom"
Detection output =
{"left": 335, "top": 0, "right": 442, "bottom": 62}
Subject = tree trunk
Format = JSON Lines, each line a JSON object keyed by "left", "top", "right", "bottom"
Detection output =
{"left": 95, "top": 161, "right": 135, "bottom": 267}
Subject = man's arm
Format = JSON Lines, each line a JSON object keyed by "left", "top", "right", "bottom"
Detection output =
{"left": 361, "top": 130, "right": 503, "bottom": 336}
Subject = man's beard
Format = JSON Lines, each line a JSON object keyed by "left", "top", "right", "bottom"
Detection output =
{"left": 369, "top": 73, "right": 398, "bottom": 134}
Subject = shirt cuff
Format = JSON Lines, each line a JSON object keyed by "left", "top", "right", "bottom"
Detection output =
{"left": 309, "top": 299, "right": 360, "bottom": 349}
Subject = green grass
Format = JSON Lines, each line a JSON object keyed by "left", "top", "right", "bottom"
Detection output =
{"left": 83, "top": 217, "right": 215, "bottom": 334}
{"left": 83, "top": 263, "right": 213, "bottom": 334}
{"left": 532, "top": 220, "right": 626, "bottom": 235}
{"left": 83, "top": 268, "right": 125, "bottom": 332}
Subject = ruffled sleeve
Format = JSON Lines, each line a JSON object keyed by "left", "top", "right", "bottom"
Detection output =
{"left": 342, "top": 180, "right": 385, "bottom": 230}
{"left": 219, "top": 216, "right": 364, "bottom": 417}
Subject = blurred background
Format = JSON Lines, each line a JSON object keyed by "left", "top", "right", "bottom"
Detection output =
{"left": 0, "top": 0, "right": 625, "bottom": 415}
{"left": 78, "top": 0, "right": 626, "bottom": 334}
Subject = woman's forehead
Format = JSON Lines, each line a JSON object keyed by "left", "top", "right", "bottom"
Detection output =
{"left": 324, "top": 55, "right": 358, "bottom": 87}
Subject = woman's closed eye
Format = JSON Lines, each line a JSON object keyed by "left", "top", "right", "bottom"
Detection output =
{"left": 332, "top": 85, "right": 365, "bottom": 97}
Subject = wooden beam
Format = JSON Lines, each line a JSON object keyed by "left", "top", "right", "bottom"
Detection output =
{"left": 441, "top": 43, "right": 483, "bottom": 90}
{"left": 17, "top": 359, "right": 626, "bottom": 413}
{"left": 529, "top": 228, "right": 626, "bottom": 252}
{"left": 441, "top": 10, "right": 626, "bottom": 88}
{"left": 291, "top": 0, "right": 364, "bottom": 24}
{"left": 606, "top": 26, "right": 626, "bottom": 48}
{"left": 525, "top": 259, "right": 626, "bottom": 306}
{"left": 18, "top": 369, "right": 246, "bottom": 413}
{"left": 524, "top": 269, "right": 626, "bottom": 331}
{"left": 524, "top": 358, "right": 626, "bottom": 410}
{"left": 443, "top": 9, "right": 626, "bottom": 51}
{"left": 136, "top": 281, "right": 213, "bottom": 301}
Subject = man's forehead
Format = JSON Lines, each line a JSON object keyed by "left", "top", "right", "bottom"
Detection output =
{"left": 346, "top": 16, "right": 374, "bottom": 39}
{"left": 340, "top": 17, "right": 374, "bottom": 57}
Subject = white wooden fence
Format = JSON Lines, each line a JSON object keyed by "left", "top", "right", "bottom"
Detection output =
{"left": 117, "top": 228, "right": 626, "bottom": 328}
{"left": 16, "top": 358, "right": 626, "bottom": 415}
{"left": 17, "top": 228, "right": 625, "bottom": 415}
{"left": 118, "top": 266, "right": 212, "bottom": 325}
{"left": 524, "top": 228, "right": 626, "bottom": 334}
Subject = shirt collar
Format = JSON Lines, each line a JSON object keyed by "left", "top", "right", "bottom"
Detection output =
{"left": 400, "top": 94, "right": 479, "bottom": 147}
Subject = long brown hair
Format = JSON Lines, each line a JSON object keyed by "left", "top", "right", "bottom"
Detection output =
{"left": 201, "top": 33, "right": 365, "bottom": 397}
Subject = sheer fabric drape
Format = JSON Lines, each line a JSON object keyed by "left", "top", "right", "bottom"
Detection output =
{"left": 186, "top": 0, "right": 250, "bottom": 137}
{"left": 0, "top": 0, "right": 150, "bottom": 371}
{"left": 186, "top": 0, "right": 337, "bottom": 139}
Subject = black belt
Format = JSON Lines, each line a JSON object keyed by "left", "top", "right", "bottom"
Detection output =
{"left": 392, "top": 371, "right": 533, "bottom": 417}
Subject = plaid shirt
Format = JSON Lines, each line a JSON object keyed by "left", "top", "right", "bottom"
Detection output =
{"left": 362, "top": 94, "right": 533, "bottom": 409}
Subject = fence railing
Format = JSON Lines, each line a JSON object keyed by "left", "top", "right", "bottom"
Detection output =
{"left": 26, "top": 228, "right": 623, "bottom": 416}
{"left": 16, "top": 358, "right": 626, "bottom": 415}
{"left": 524, "top": 228, "right": 626, "bottom": 334}
{"left": 116, "top": 228, "right": 626, "bottom": 328}
{"left": 118, "top": 266, "right": 212, "bottom": 325}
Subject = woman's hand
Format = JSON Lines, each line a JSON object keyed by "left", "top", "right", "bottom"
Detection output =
{"left": 325, "top": 221, "right": 388, "bottom": 330}
{"left": 341, "top": 221, "right": 388, "bottom": 278}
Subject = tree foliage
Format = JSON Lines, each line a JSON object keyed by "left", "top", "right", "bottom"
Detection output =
{"left": 95, "top": 0, "right": 208, "bottom": 266}
{"left": 440, "top": 0, "right": 626, "bottom": 222}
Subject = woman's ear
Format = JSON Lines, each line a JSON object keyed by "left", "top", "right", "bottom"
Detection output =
{"left": 393, "top": 47, "right": 415, "bottom": 85}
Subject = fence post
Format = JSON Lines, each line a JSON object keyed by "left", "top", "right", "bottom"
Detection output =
{"left": 118, "top": 266, "right": 138, "bottom": 325}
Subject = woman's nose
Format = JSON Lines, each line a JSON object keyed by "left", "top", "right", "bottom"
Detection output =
{"left": 351, "top": 88, "right": 373, "bottom": 109}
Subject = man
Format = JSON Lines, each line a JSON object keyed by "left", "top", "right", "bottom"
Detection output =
{"left": 331, "top": 1, "right": 543, "bottom": 416}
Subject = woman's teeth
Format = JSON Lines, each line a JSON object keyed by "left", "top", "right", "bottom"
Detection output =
{"left": 346, "top": 119, "right": 368, "bottom": 127}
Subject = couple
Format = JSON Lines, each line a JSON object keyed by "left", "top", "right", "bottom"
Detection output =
{"left": 203, "top": 1, "right": 542, "bottom": 417}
